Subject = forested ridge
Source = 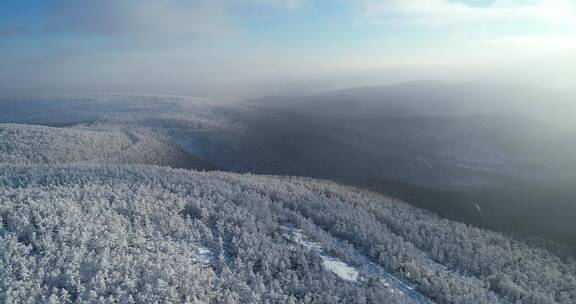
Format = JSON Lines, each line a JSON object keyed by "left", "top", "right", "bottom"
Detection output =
{"left": 1, "top": 164, "right": 575, "bottom": 303}
{"left": 1, "top": 95, "right": 575, "bottom": 304}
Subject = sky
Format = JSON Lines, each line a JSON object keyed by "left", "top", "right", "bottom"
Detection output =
{"left": 1, "top": 0, "right": 575, "bottom": 97}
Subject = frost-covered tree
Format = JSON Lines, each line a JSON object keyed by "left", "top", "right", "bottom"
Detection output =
{"left": 0, "top": 165, "right": 574, "bottom": 303}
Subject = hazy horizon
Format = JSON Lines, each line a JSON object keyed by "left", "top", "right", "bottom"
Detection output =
{"left": 1, "top": 0, "right": 575, "bottom": 97}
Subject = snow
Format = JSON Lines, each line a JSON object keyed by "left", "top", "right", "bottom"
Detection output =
{"left": 285, "top": 227, "right": 359, "bottom": 282}
{"left": 291, "top": 229, "right": 322, "bottom": 251}
{"left": 1, "top": 95, "right": 572, "bottom": 304}
{"left": 342, "top": 239, "right": 433, "bottom": 304}
{"left": 0, "top": 123, "right": 196, "bottom": 167}
{"left": 321, "top": 256, "right": 359, "bottom": 282}
{"left": 281, "top": 225, "right": 434, "bottom": 303}
{"left": 194, "top": 245, "right": 213, "bottom": 265}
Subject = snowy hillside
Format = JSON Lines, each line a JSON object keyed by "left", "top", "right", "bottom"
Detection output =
{"left": 0, "top": 95, "right": 233, "bottom": 129}
{"left": 0, "top": 123, "right": 214, "bottom": 170}
{"left": 0, "top": 94, "right": 258, "bottom": 170}
{"left": 1, "top": 94, "right": 576, "bottom": 304}
{"left": 1, "top": 165, "right": 575, "bottom": 304}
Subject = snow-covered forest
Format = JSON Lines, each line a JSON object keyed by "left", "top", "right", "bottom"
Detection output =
{"left": 1, "top": 95, "right": 576, "bottom": 304}
{"left": 4, "top": 0, "right": 576, "bottom": 301}
{"left": 0, "top": 123, "right": 212, "bottom": 169}
{"left": 1, "top": 165, "right": 576, "bottom": 303}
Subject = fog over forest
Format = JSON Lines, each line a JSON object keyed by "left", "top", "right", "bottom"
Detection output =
{"left": 1, "top": 1, "right": 576, "bottom": 304}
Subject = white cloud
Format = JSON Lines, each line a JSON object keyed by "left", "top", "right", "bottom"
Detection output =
{"left": 485, "top": 34, "right": 576, "bottom": 50}
{"left": 360, "top": 0, "right": 576, "bottom": 28}
{"left": 239, "top": 0, "right": 309, "bottom": 10}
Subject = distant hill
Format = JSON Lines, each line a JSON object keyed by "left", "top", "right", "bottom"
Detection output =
{"left": 0, "top": 94, "right": 250, "bottom": 170}
{"left": 253, "top": 81, "right": 576, "bottom": 130}
{"left": 246, "top": 83, "right": 576, "bottom": 244}
{"left": 0, "top": 123, "right": 216, "bottom": 170}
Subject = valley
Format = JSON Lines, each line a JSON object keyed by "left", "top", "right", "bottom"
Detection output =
{"left": 1, "top": 90, "right": 575, "bottom": 303}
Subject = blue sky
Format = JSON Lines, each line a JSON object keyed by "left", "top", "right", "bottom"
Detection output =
{"left": 1, "top": 0, "right": 575, "bottom": 96}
